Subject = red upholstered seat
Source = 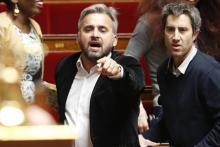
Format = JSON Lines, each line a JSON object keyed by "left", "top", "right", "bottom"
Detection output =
{"left": 33, "top": 2, "right": 139, "bottom": 34}
{"left": 43, "top": 51, "right": 74, "bottom": 83}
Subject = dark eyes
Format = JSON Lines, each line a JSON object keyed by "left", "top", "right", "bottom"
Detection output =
{"left": 166, "top": 27, "right": 175, "bottom": 32}
{"left": 179, "top": 28, "right": 187, "bottom": 32}
{"left": 165, "top": 27, "right": 188, "bottom": 33}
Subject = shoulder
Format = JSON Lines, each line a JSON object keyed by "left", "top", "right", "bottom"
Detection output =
{"left": 133, "top": 15, "right": 151, "bottom": 34}
{"left": 193, "top": 51, "right": 220, "bottom": 72}
{"left": 112, "top": 51, "right": 140, "bottom": 65}
{"left": 187, "top": 51, "right": 220, "bottom": 85}
{"left": 56, "top": 52, "right": 80, "bottom": 70}
{"left": 58, "top": 52, "right": 80, "bottom": 65}
{"left": 139, "top": 14, "right": 150, "bottom": 27}
{"left": 0, "top": 12, "right": 12, "bottom": 28}
{"left": 158, "top": 58, "right": 169, "bottom": 73}
{"left": 55, "top": 52, "right": 80, "bottom": 83}
{"left": 30, "top": 18, "right": 42, "bottom": 36}
{"left": 194, "top": 51, "right": 220, "bottom": 99}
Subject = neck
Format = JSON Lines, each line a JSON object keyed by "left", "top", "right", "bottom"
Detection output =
{"left": 173, "top": 46, "right": 194, "bottom": 67}
{"left": 173, "top": 58, "right": 183, "bottom": 67}
{"left": 8, "top": 11, "right": 31, "bottom": 33}
{"left": 80, "top": 54, "right": 97, "bottom": 72}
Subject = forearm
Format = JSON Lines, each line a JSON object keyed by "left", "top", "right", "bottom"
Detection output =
{"left": 195, "top": 121, "right": 220, "bottom": 146}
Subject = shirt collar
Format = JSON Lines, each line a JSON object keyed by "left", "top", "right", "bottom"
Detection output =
{"left": 76, "top": 52, "right": 112, "bottom": 74}
{"left": 171, "top": 46, "right": 197, "bottom": 77}
{"left": 76, "top": 57, "right": 88, "bottom": 78}
{"left": 76, "top": 57, "right": 85, "bottom": 72}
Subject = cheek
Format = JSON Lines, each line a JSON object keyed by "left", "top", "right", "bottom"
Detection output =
{"left": 185, "top": 35, "right": 194, "bottom": 44}
{"left": 182, "top": 36, "right": 194, "bottom": 50}
{"left": 164, "top": 34, "right": 171, "bottom": 45}
{"left": 79, "top": 35, "right": 89, "bottom": 43}
{"left": 103, "top": 35, "right": 114, "bottom": 45}
{"left": 78, "top": 36, "right": 89, "bottom": 47}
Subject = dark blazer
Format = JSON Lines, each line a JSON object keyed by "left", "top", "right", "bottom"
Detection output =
{"left": 55, "top": 51, "right": 145, "bottom": 147}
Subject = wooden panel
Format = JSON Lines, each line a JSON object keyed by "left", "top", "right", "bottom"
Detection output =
{"left": 141, "top": 86, "right": 154, "bottom": 114}
{"left": 141, "top": 86, "right": 154, "bottom": 101}
{"left": 43, "top": 33, "right": 131, "bottom": 51}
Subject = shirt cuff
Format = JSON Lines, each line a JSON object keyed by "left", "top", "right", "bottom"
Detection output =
{"left": 108, "top": 65, "right": 124, "bottom": 79}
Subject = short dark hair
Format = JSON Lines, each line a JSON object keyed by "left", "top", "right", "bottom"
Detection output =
{"left": 161, "top": 2, "right": 201, "bottom": 33}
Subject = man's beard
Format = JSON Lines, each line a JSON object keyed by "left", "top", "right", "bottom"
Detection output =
{"left": 87, "top": 49, "right": 109, "bottom": 60}
{"left": 81, "top": 45, "right": 113, "bottom": 61}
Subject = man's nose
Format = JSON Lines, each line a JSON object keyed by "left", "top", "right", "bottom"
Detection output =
{"left": 172, "top": 30, "right": 180, "bottom": 42}
{"left": 92, "top": 28, "right": 100, "bottom": 38}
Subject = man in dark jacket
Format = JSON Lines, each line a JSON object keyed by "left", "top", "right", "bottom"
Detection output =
{"left": 143, "top": 2, "right": 220, "bottom": 147}
{"left": 55, "top": 3, "right": 145, "bottom": 147}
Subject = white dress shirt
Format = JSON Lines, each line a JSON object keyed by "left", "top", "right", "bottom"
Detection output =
{"left": 65, "top": 57, "right": 100, "bottom": 147}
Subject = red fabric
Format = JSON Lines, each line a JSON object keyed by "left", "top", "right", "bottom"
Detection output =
{"left": 140, "top": 56, "right": 152, "bottom": 85}
{"left": 1, "top": 2, "right": 139, "bottom": 33}
{"left": 143, "top": 100, "right": 153, "bottom": 114}
{"left": 33, "top": 2, "right": 139, "bottom": 34}
{"left": 43, "top": 51, "right": 73, "bottom": 83}
{"left": 0, "top": 4, "right": 6, "bottom": 11}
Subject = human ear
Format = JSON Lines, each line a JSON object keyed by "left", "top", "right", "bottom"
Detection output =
{"left": 112, "top": 35, "right": 118, "bottom": 47}
{"left": 193, "top": 31, "right": 199, "bottom": 42}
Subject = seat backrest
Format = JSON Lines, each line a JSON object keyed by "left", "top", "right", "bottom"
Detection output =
{"left": 43, "top": 51, "right": 74, "bottom": 83}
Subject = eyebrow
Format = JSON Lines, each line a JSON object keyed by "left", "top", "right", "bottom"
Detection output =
{"left": 165, "top": 26, "right": 188, "bottom": 29}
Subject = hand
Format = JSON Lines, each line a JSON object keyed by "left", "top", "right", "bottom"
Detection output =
{"left": 42, "top": 81, "right": 57, "bottom": 91}
{"left": 139, "top": 134, "right": 160, "bottom": 147}
{"left": 138, "top": 102, "right": 149, "bottom": 133}
{"left": 96, "top": 56, "right": 121, "bottom": 77}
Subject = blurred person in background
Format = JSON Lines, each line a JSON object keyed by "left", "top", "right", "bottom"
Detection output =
{"left": 0, "top": 0, "right": 56, "bottom": 125}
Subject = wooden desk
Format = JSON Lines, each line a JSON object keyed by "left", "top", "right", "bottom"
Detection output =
{"left": 0, "top": 125, "right": 78, "bottom": 147}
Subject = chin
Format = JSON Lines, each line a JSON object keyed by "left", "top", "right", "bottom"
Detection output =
{"left": 87, "top": 52, "right": 102, "bottom": 60}
{"left": 32, "top": 8, "right": 41, "bottom": 15}
{"left": 170, "top": 49, "right": 179, "bottom": 55}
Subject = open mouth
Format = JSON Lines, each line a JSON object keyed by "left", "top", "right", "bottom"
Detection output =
{"left": 89, "top": 41, "right": 102, "bottom": 48}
